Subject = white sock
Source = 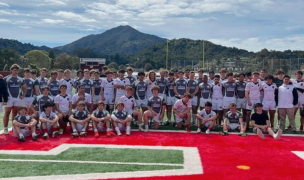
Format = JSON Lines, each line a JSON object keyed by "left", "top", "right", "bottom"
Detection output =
{"left": 224, "top": 131, "right": 228, "bottom": 133}
{"left": 145, "top": 125, "right": 148, "bottom": 129}
{"left": 126, "top": 126, "right": 131, "bottom": 131}
{"left": 106, "top": 128, "right": 111, "bottom": 131}
{"left": 19, "top": 133, "right": 24, "bottom": 137}
{"left": 32, "top": 132, "right": 36, "bottom": 137}
{"left": 192, "top": 114, "right": 196, "bottom": 123}
{"left": 81, "top": 128, "right": 85, "bottom": 132}
{"left": 138, "top": 124, "right": 142, "bottom": 128}
{"left": 115, "top": 127, "right": 120, "bottom": 131}
{"left": 94, "top": 129, "right": 98, "bottom": 132}
{"left": 273, "top": 134, "right": 276, "bottom": 138}
{"left": 73, "top": 129, "right": 77, "bottom": 133}
{"left": 4, "top": 127, "right": 8, "bottom": 130}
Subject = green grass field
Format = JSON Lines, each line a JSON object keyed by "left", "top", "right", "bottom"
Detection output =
{"left": 0, "top": 147, "right": 183, "bottom": 178}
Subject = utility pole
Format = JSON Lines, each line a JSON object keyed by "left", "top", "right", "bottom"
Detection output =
{"left": 202, "top": 40, "right": 205, "bottom": 70}
{"left": 166, "top": 40, "right": 169, "bottom": 70}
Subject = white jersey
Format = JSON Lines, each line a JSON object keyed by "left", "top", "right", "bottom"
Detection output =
{"left": 101, "top": 79, "right": 115, "bottom": 96}
{"left": 208, "top": 78, "right": 214, "bottom": 84}
{"left": 72, "top": 93, "right": 92, "bottom": 109}
{"left": 60, "top": 79, "right": 74, "bottom": 96}
{"left": 118, "top": 95, "right": 137, "bottom": 114}
{"left": 291, "top": 79, "right": 304, "bottom": 99}
{"left": 245, "top": 81, "right": 262, "bottom": 100}
{"left": 173, "top": 99, "right": 192, "bottom": 113}
{"left": 40, "top": 111, "right": 57, "bottom": 120}
{"left": 54, "top": 94, "right": 72, "bottom": 113}
{"left": 211, "top": 82, "right": 223, "bottom": 99}
{"left": 198, "top": 109, "right": 216, "bottom": 119}
{"left": 261, "top": 83, "right": 277, "bottom": 101}
{"left": 114, "top": 78, "right": 130, "bottom": 98}
{"left": 146, "top": 79, "right": 157, "bottom": 98}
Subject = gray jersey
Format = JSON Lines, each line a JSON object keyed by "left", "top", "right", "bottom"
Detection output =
{"left": 74, "top": 78, "right": 82, "bottom": 93}
{"left": 148, "top": 96, "right": 166, "bottom": 114}
{"left": 196, "top": 78, "right": 203, "bottom": 85}
{"left": 133, "top": 80, "right": 147, "bottom": 100}
{"left": 222, "top": 81, "right": 236, "bottom": 97}
{"left": 73, "top": 110, "right": 89, "bottom": 120}
{"left": 93, "top": 109, "right": 109, "bottom": 118}
{"left": 112, "top": 110, "right": 129, "bottom": 121}
{"left": 23, "top": 78, "right": 35, "bottom": 98}
{"left": 187, "top": 80, "right": 199, "bottom": 95}
{"left": 156, "top": 78, "right": 168, "bottom": 94}
{"left": 126, "top": 76, "right": 136, "bottom": 85}
{"left": 199, "top": 83, "right": 212, "bottom": 99}
{"left": 48, "top": 80, "right": 60, "bottom": 97}
{"left": 236, "top": 81, "right": 246, "bottom": 99}
{"left": 34, "top": 77, "right": 48, "bottom": 95}
{"left": 174, "top": 79, "right": 188, "bottom": 97}
{"left": 80, "top": 79, "right": 93, "bottom": 94}
{"left": 93, "top": 78, "right": 102, "bottom": 96}
{"left": 13, "top": 115, "right": 32, "bottom": 129}
{"left": 4, "top": 75, "right": 24, "bottom": 98}
{"left": 167, "top": 79, "right": 175, "bottom": 97}
{"left": 32, "top": 95, "right": 54, "bottom": 112}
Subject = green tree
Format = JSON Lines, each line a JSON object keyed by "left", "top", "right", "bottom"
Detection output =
{"left": 49, "top": 49, "right": 55, "bottom": 69}
{"left": 0, "top": 49, "right": 20, "bottom": 70}
{"left": 144, "top": 63, "right": 153, "bottom": 71}
{"left": 54, "top": 53, "right": 73, "bottom": 70}
{"left": 25, "top": 50, "right": 50, "bottom": 69}
{"left": 108, "top": 62, "right": 119, "bottom": 69}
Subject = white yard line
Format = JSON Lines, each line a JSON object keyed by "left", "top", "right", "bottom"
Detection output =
{"left": 292, "top": 151, "right": 304, "bottom": 160}
{"left": 0, "top": 144, "right": 203, "bottom": 180}
{"left": 0, "top": 159, "right": 183, "bottom": 167}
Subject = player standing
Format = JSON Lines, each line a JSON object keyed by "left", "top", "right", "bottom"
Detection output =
{"left": 261, "top": 75, "right": 277, "bottom": 128}
{"left": 101, "top": 70, "right": 115, "bottom": 113}
{"left": 187, "top": 71, "right": 199, "bottom": 125}
{"left": 34, "top": 68, "right": 48, "bottom": 95}
{"left": 55, "top": 84, "right": 72, "bottom": 134}
{"left": 114, "top": 69, "right": 130, "bottom": 104}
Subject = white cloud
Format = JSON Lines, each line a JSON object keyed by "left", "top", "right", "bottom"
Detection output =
{"left": 0, "top": 18, "right": 10, "bottom": 22}
{"left": 209, "top": 35, "right": 304, "bottom": 52}
{"left": 41, "top": 18, "right": 65, "bottom": 24}
{"left": 85, "top": 9, "right": 107, "bottom": 19}
{"left": 19, "top": 26, "right": 31, "bottom": 29}
{"left": 115, "top": 21, "right": 129, "bottom": 26}
{"left": 0, "top": 2, "right": 9, "bottom": 7}
{"left": 53, "top": 11, "right": 96, "bottom": 22}
{"left": 0, "top": 9, "right": 37, "bottom": 17}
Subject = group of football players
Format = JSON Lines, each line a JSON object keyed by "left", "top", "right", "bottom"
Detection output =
{"left": 1, "top": 63, "right": 303, "bottom": 142}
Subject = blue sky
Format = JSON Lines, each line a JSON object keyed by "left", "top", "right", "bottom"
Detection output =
{"left": 0, "top": 0, "right": 303, "bottom": 52}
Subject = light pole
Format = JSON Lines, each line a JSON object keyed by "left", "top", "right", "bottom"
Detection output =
{"left": 166, "top": 40, "right": 169, "bottom": 70}
{"left": 202, "top": 40, "right": 205, "bottom": 70}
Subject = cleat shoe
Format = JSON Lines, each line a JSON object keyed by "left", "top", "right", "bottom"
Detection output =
{"left": 4, "top": 129, "right": 9, "bottom": 135}
{"left": 138, "top": 127, "right": 143, "bottom": 132}
{"left": 145, "top": 129, "right": 149, "bottom": 133}
{"left": 32, "top": 134, "right": 40, "bottom": 141}
{"left": 292, "top": 130, "right": 297, "bottom": 134}
{"left": 172, "top": 122, "right": 176, "bottom": 127}
{"left": 186, "top": 126, "right": 191, "bottom": 132}
{"left": 59, "top": 129, "right": 64, "bottom": 135}
{"left": 94, "top": 131, "right": 99, "bottom": 138}
{"left": 286, "top": 125, "right": 291, "bottom": 130}
{"left": 117, "top": 131, "right": 122, "bottom": 136}
{"left": 219, "top": 131, "right": 229, "bottom": 136}
{"left": 300, "top": 125, "right": 303, "bottom": 131}
{"left": 80, "top": 131, "right": 87, "bottom": 137}
{"left": 106, "top": 131, "right": 112, "bottom": 137}
{"left": 238, "top": 132, "right": 247, "bottom": 137}
{"left": 206, "top": 129, "right": 210, "bottom": 134}
{"left": 257, "top": 129, "right": 265, "bottom": 140}
{"left": 275, "top": 129, "right": 283, "bottom": 140}
{"left": 71, "top": 132, "right": 79, "bottom": 137}
{"left": 18, "top": 136, "right": 25, "bottom": 142}
{"left": 126, "top": 130, "right": 131, "bottom": 136}
{"left": 52, "top": 131, "right": 59, "bottom": 138}
{"left": 43, "top": 132, "right": 49, "bottom": 139}
{"left": 164, "top": 121, "right": 171, "bottom": 125}
{"left": 197, "top": 128, "right": 201, "bottom": 133}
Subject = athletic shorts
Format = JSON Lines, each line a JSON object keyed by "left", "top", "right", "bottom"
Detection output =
{"left": 200, "top": 98, "right": 211, "bottom": 108}
{"left": 175, "top": 112, "right": 187, "bottom": 123}
{"left": 228, "top": 123, "right": 240, "bottom": 131}
{"left": 253, "top": 127, "right": 269, "bottom": 134}
{"left": 296, "top": 98, "right": 304, "bottom": 108}
{"left": 236, "top": 98, "right": 247, "bottom": 109}
{"left": 104, "top": 93, "right": 115, "bottom": 105}
{"left": 191, "top": 96, "right": 198, "bottom": 107}
{"left": 76, "top": 123, "right": 86, "bottom": 133}
{"left": 22, "top": 97, "right": 34, "bottom": 108}
{"left": 262, "top": 100, "right": 276, "bottom": 111}
{"left": 212, "top": 98, "right": 223, "bottom": 111}
{"left": 117, "top": 122, "right": 126, "bottom": 131}
{"left": 6, "top": 97, "right": 23, "bottom": 107}
{"left": 149, "top": 110, "right": 161, "bottom": 123}
{"left": 246, "top": 99, "right": 261, "bottom": 110}
{"left": 93, "top": 95, "right": 102, "bottom": 104}
{"left": 202, "top": 120, "right": 212, "bottom": 127}
{"left": 96, "top": 122, "right": 107, "bottom": 132}
{"left": 223, "top": 97, "right": 236, "bottom": 109}
{"left": 159, "top": 93, "right": 167, "bottom": 103}
{"left": 41, "top": 122, "right": 57, "bottom": 135}
{"left": 13, "top": 127, "right": 31, "bottom": 137}
{"left": 166, "top": 96, "right": 176, "bottom": 106}
{"left": 136, "top": 99, "right": 148, "bottom": 108}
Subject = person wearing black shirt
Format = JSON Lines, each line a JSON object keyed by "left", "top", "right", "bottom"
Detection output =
{"left": 251, "top": 103, "right": 282, "bottom": 140}
{"left": 0, "top": 74, "right": 8, "bottom": 114}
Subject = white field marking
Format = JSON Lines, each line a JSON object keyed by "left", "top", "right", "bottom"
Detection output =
{"left": 0, "top": 159, "right": 183, "bottom": 167}
{"left": 0, "top": 144, "right": 203, "bottom": 180}
{"left": 292, "top": 151, "right": 304, "bottom": 160}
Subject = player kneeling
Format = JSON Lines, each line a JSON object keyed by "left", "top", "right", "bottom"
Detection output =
{"left": 173, "top": 93, "right": 192, "bottom": 131}
{"left": 39, "top": 102, "right": 60, "bottom": 139}
{"left": 196, "top": 102, "right": 217, "bottom": 134}
{"left": 111, "top": 102, "right": 132, "bottom": 136}
{"left": 251, "top": 103, "right": 282, "bottom": 140}
{"left": 220, "top": 103, "right": 247, "bottom": 137}
{"left": 91, "top": 101, "right": 112, "bottom": 138}
{"left": 13, "top": 106, "right": 40, "bottom": 142}
{"left": 69, "top": 101, "right": 91, "bottom": 137}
